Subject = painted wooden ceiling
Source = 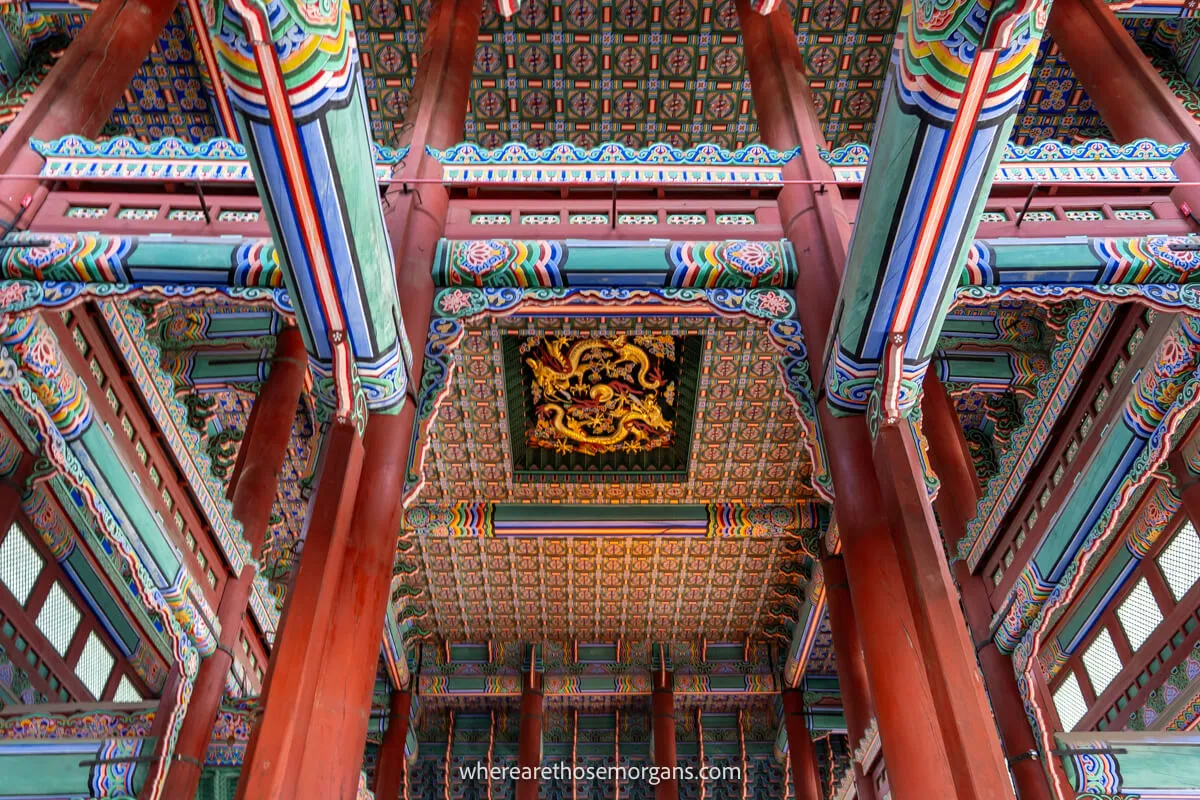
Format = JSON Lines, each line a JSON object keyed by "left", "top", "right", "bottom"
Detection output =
{"left": 396, "top": 531, "right": 811, "bottom": 642}
{"left": 414, "top": 313, "right": 820, "bottom": 506}
{"left": 13, "top": 1, "right": 1195, "bottom": 151}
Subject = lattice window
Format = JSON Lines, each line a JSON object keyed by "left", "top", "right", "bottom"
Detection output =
{"left": 980, "top": 211, "right": 1008, "bottom": 223}
{"left": 666, "top": 213, "right": 706, "bottom": 225}
{"left": 217, "top": 210, "right": 261, "bottom": 223}
{"left": 1082, "top": 628, "right": 1122, "bottom": 695}
{"left": 0, "top": 524, "right": 42, "bottom": 606}
{"left": 520, "top": 214, "right": 560, "bottom": 225}
{"left": 617, "top": 213, "right": 658, "bottom": 225}
{"left": 1116, "top": 578, "right": 1162, "bottom": 651}
{"left": 1158, "top": 521, "right": 1200, "bottom": 601}
{"left": 167, "top": 209, "right": 207, "bottom": 222}
{"left": 1064, "top": 209, "right": 1105, "bottom": 221}
{"left": 1113, "top": 208, "right": 1155, "bottom": 221}
{"left": 568, "top": 214, "right": 609, "bottom": 225}
{"left": 116, "top": 207, "right": 159, "bottom": 221}
{"left": 113, "top": 675, "right": 141, "bottom": 703}
{"left": 1053, "top": 672, "right": 1088, "bottom": 731}
{"left": 1021, "top": 210, "right": 1057, "bottom": 223}
{"left": 35, "top": 582, "right": 80, "bottom": 656}
{"left": 715, "top": 213, "right": 756, "bottom": 225}
{"left": 469, "top": 213, "right": 511, "bottom": 225}
{"left": 74, "top": 631, "right": 114, "bottom": 699}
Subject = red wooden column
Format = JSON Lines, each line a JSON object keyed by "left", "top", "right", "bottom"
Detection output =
{"left": 781, "top": 689, "right": 822, "bottom": 800}
{"left": 374, "top": 689, "right": 413, "bottom": 800}
{"left": 232, "top": 3, "right": 479, "bottom": 795}
{"left": 735, "top": 3, "right": 972, "bottom": 798}
{"left": 819, "top": 553, "right": 877, "bottom": 800}
{"left": 385, "top": 0, "right": 484, "bottom": 382}
{"left": 652, "top": 668, "right": 678, "bottom": 800}
{"left": 1047, "top": 0, "right": 1200, "bottom": 216}
{"left": 275, "top": 5, "right": 480, "bottom": 798}
{"left": 161, "top": 329, "right": 308, "bottom": 798}
{"left": 516, "top": 667, "right": 543, "bottom": 800}
{"left": 0, "top": 482, "right": 20, "bottom": 533}
{"left": 227, "top": 327, "right": 309, "bottom": 552}
{"left": 921, "top": 374, "right": 1054, "bottom": 800}
{"left": 872, "top": 422, "right": 1015, "bottom": 800}
{"left": 233, "top": 423, "right": 365, "bottom": 800}
{"left": 0, "top": 0, "right": 178, "bottom": 223}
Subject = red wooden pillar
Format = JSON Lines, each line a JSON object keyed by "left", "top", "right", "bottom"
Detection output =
{"left": 819, "top": 553, "right": 877, "bottom": 800}
{"left": 227, "top": 327, "right": 309, "bottom": 556}
{"left": 735, "top": 3, "right": 972, "bottom": 798}
{"left": 652, "top": 669, "right": 678, "bottom": 800}
{"left": 781, "top": 689, "right": 822, "bottom": 800}
{"left": 516, "top": 668, "right": 543, "bottom": 800}
{"left": 0, "top": 0, "right": 178, "bottom": 223}
{"left": 137, "top": 663, "right": 186, "bottom": 797}
{"left": 234, "top": 2, "right": 479, "bottom": 795}
{"left": 374, "top": 689, "right": 413, "bottom": 800}
{"left": 291, "top": 413, "right": 417, "bottom": 799}
{"left": 921, "top": 375, "right": 1055, "bottom": 800}
{"left": 233, "top": 423, "right": 365, "bottom": 800}
{"left": 0, "top": 481, "right": 21, "bottom": 533}
{"left": 872, "top": 422, "right": 1015, "bottom": 800}
{"left": 161, "top": 328, "right": 308, "bottom": 798}
{"left": 1047, "top": 0, "right": 1200, "bottom": 217}
{"left": 385, "top": 0, "right": 484, "bottom": 383}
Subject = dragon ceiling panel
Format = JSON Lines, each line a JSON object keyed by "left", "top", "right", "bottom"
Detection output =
{"left": 507, "top": 332, "right": 700, "bottom": 479}
{"left": 402, "top": 533, "right": 808, "bottom": 642}
{"left": 417, "top": 313, "right": 817, "bottom": 505}
{"left": 353, "top": 0, "right": 899, "bottom": 150}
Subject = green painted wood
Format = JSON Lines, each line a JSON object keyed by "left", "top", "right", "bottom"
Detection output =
{"left": 1055, "top": 549, "right": 1134, "bottom": 650}
{"left": 78, "top": 425, "right": 181, "bottom": 579}
{"left": 64, "top": 548, "right": 141, "bottom": 654}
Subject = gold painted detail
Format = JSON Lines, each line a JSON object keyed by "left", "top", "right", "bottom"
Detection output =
{"left": 523, "top": 334, "right": 677, "bottom": 455}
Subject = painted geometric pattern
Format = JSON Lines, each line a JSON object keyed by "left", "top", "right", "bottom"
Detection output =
{"left": 418, "top": 314, "right": 819, "bottom": 505}
{"left": 1013, "top": 18, "right": 1169, "bottom": 145}
{"left": 61, "top": 7, "right": 221, "bottom": 142}
{"left": 352, "top": 0, "right": 897, "bottom": 150}
{"left": 805, "top": 614, "right": 837, "bottom": 676}
{"left": 403, "top": 533, "right": 807, "bottom": 641}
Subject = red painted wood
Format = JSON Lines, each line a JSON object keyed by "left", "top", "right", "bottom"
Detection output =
{"left": 818, "top": 554, "right": 877, "bottom": 800}
{"left": 229, "top": 327, "right": 308, "bottom": 558}
{"left": 652, "top": 671, "right": 678, "bottom": 800}
{"left": 0, "top": 483, "right": 20, "bottom": 534}
{"left": 781, "top": 689, "right": 822, "bottom": 800}
{"left": 1024, "top": 656, "right": 1076, "bottom": 798}
{"left": 1047, "top": 0, "right": 1200, "bottom": 221}
{"left": 737, "top": 3, "right": 991, "bottom": 798}
{"left": 386, "top": 0, "right": 484, "bottom": 384}
{"left": 516, "top": 670, "right": 543, "bottom": 800}
{"left": 137, "top": 664, "right": 184, "bottom": 799}
{"left": 291, "top": 411, "right": 417, "bottom": 799}
{"left": 873, "top": 423, "right": 1015, "bottom": 800}
{"left": 374, "top": 689, "right": 413, "bottom": 800}
{"left": 922, "top": 374, "right": 1055, "bottom": 800}
{"left": 234, "top": 423, "right": 365, "bottom": 800}
{"left": 160, "top": 564, "right": 255, "bottom": 797}
{"left": 0, "top": 0, "right": 179, "bottom": 223}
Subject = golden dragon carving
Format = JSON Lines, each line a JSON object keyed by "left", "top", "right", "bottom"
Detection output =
{"left": 524, "top": 334, "right": 675, "bottom": 454}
